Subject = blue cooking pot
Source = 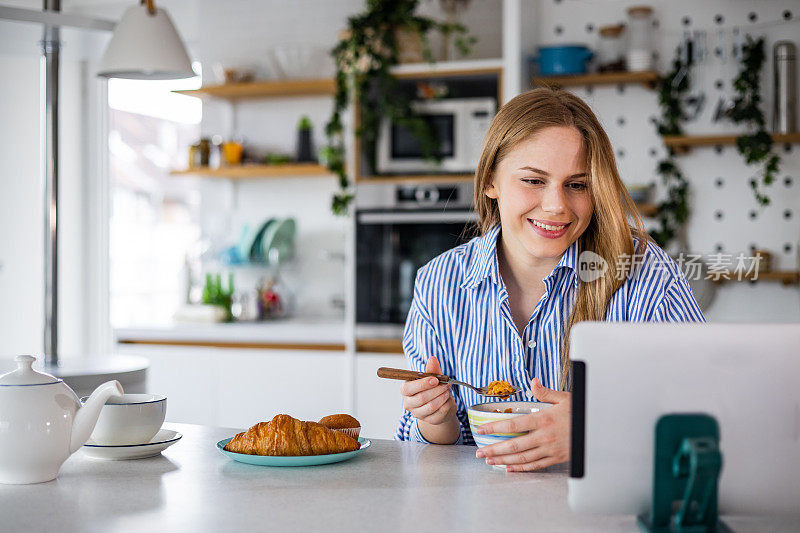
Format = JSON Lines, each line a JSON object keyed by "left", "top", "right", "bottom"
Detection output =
{"left": 530, "top": 45, "right": 594, "bottom": 76}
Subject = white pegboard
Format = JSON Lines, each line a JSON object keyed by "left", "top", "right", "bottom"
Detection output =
{"left": 532, "top": 0, "right": 800, "bottom": 321}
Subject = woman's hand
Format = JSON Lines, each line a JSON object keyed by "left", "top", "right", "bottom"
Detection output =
{"left": 400, "top": 356, "right": 460, "bottom": 444}
{"left": 474, "top": 378, "right": 571, "bottom": 471}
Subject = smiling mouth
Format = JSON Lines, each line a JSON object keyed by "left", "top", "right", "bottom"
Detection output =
{"left": 529, "top": 219, "right": 571, "bottom": 231}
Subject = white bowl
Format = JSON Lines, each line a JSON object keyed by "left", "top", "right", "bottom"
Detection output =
{"left": 81, "top": 394, "right": 166, "bottom": 446}
{"left": 269, "top": 44, "right": 333, "bottom": 79}
{"left": 468, "top": 401, "right": 550, "bottom": 449}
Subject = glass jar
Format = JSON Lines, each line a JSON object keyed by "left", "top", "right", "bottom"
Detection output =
{"left": 256, "top": 273, "right": 294, "bottom": 320}
{"left": 198, "top": 137, "right": 211, "bottom": 167}
{"left": 598, "top": 24, "right": 626, "bottom": 72}
{"left": 626, "top": 5, "right": 654, "bottom": 72}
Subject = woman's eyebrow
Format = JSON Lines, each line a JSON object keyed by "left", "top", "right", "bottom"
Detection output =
{"left": 519, "top": 166, "right": 587, "bottom": 179}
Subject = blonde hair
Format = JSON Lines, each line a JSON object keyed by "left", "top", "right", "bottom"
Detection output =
{"left": 474, "top": 87, "right": 647, "bottom": 390}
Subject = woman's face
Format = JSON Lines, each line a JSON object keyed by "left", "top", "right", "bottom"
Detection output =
{"left": 485, "top": 126, "right": 594, "bottom": 265}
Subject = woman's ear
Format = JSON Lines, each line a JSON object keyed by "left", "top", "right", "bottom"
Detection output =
{"left": 484, "top": 174, "right": 498, "bottom": 199}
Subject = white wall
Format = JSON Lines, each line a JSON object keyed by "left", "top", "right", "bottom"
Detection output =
{"left": 532, "top": 0, "right": 800, "bottom": 321}
{"left": 0, "top": 56, "right": 42, "bottom": 357}
{"left": 0, "top": 52, "right": 88, "bottom": 357}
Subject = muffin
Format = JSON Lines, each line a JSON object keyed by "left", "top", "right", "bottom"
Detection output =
{"left": 318, "top": 414, "right": 361, "bottom": 442}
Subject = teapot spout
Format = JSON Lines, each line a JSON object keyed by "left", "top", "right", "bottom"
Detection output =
{"left": 70, "top": 380, "right": 124, "bottom": 453}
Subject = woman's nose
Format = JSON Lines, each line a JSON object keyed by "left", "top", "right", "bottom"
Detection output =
{"left": 540, "top": 185, "right": 567, "bottom": 214}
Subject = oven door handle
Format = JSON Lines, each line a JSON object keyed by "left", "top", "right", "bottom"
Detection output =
{"left": 357, "top": 211, "right": 477, "bottom": 224}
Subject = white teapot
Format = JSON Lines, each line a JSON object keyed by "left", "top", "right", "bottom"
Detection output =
{"left": 0, "top": 355, "right": 123, "bottom": 484}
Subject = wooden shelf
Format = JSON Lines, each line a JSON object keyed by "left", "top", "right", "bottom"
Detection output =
{"left": 390, "top": 58, "right": 503, "bottom": 79}
{"left": 663, "top": 132, "right": 800, "bottom": 153}
{"left": 173, "top": 78, "right": 335, "bottom": 101}
{"left": 711, "top": 270, "right": 800, "bottom": 286}
{"left": 170, "top": 163, "right": 332, "bottom": 179}
{"left": 356, "top": 174, "right": 474, "bottom": 185}
{"left": 636, "top": 203, "right": 658, "bottom": 218}
{"left": 356, "top": 338, "right": 404, "bottom": 354}
{"left": 532, "top": 70, "right": 660, "bottom": 89}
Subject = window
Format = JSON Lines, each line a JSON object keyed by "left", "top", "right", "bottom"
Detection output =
{"left": 108, "top": 71, "right": 202, "bottom": 327}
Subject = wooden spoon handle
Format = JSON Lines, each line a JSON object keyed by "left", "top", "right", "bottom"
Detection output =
{"left": 377, "top": 367, "right": 450, "bottom": 384}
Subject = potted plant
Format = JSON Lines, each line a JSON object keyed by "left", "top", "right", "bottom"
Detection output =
{"left": 325, "top": 0, "right": 476, "bottom": 215}
{"left": 296, "top": 115, "right": 315, "bottom": 163}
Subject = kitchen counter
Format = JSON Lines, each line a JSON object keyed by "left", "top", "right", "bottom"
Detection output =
{"left": 115, "top": 318, "right": 347, "bottom": 350}
{"left": 1, "top": 423, "right": 794, "bottom": 532}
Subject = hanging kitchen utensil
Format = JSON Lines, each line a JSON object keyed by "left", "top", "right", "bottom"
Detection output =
{"left": 712, "top": 29, "right": 735, "bottom": 123}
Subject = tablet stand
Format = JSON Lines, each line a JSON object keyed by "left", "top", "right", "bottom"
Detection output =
{"left": 637, "top": 414, "right": 732, "bottom": 532}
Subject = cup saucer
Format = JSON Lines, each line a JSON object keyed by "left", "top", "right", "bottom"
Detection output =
{"left": 81, "top": 429, "right": 182, "bottom": 460}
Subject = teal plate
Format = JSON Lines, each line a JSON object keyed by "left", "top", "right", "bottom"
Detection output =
{"left": 217, "top": 436, "right": 371, "bottom": 466}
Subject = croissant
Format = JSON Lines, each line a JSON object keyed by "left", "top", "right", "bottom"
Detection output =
{"left": 224, "top": 414, "right": 361, "bottom": 456}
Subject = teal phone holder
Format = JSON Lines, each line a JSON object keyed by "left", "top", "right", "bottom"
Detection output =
{"left": 637, "top": 414, "right": 732, "bottom": 533}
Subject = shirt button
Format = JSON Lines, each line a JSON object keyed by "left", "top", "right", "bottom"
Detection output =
{"left": 528, "top": 340, "right": 537, "bottom": 348}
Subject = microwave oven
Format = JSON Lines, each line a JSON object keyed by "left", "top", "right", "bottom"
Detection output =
{"left": 376, "top": 97, "right": 496, "bottom": 174}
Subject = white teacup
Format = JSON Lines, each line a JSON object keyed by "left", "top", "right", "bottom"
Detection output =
{"left": 81, "top": 394, "right": 167, "bottom": 446}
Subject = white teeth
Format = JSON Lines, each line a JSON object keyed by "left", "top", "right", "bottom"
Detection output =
{"left": 531, "top": 219, "right": 567, "bottom": 231}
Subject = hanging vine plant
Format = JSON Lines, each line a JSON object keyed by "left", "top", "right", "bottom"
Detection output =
{"left": 325, "top": 0, "right": 475, "bottom": 215}
{"left": 729, "top": 35, "right": 781, "bottom": 207}
{"left": 651, "top": 47, "right": 691, "bottom": 248}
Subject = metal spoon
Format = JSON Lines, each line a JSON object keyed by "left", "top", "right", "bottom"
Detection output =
{"left": 377, "top": 367, "right": 520, "bottom": 398}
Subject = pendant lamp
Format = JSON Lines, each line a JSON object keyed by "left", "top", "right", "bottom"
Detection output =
{"left": 97, "top": 0, "right": 194, "bottom": 79}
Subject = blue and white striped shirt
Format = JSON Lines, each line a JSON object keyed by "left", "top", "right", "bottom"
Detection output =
{"left": 395, "top": 224, "right": 705, "bottom": 445}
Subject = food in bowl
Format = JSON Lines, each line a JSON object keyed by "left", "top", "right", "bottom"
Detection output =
{"left": 467, "top": 401, "right": 551, "bottom": 451}
{"left": 223, "top": 414, "right": 360, "bottom": 456}
{"left": 486, "top": 380, "right": 516, "bottom": 398}
{"left": 494, "top": 408, "right": 513, "bottom": 413}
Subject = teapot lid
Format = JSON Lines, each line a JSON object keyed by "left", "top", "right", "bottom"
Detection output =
{"left": 0, "top": 355, "right": 61, "bottom": 386}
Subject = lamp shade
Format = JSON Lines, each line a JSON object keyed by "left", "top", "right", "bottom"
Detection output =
{"left": 97, "top": 4, "right": 194, "bottom": 79}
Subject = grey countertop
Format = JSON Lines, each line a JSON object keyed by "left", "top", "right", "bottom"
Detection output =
{"left": 1, "top": 423, "right": 794, "bottom": 532}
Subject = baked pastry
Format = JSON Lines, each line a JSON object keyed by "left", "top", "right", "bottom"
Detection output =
{"left": 224, "top": 414, "right": 360, "bottom": 456}
{"left": 318, "top": 414, "right": 361, "bottom": 441}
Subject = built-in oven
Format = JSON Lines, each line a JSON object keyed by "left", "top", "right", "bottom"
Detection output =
{"left": 355, "top": 181, "right": 477, "bottom": 338}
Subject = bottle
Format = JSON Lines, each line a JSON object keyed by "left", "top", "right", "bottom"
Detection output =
{"left": 202, "top": 273, "right": 215, "bottom": 304}
{"left": 773, "top": 41, "right": 797, "bottom": 134}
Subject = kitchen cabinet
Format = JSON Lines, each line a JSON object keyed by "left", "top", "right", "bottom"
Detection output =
{"left": 116, "top": 344, "right": 220, "bottom": 425}
{"left": 115, "top": 344, "right": 349, "bottom": 428}
{"left": 216, "top": 349, "right": 349, "bottom": 428}
{"left": 355, "top": 352, "right": 408, "bottom": 440}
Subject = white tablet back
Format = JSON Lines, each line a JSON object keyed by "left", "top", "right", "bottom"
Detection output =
{"left": 567, "top": 322, "right": 800, "bottom": 516}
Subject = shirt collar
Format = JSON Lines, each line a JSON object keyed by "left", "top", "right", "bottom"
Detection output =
{"left": 461, "top": 224, "right": 502, "bottom": 290}
{"left": 548, "top": 238, "right": 580, "bottom": 288}
{"left": 460, "top": 224, "right": 580, "bottom": 290}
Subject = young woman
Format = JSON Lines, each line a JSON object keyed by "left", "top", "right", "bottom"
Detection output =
{"left": 395, "top": 87, "right": 704, "bottom": 471}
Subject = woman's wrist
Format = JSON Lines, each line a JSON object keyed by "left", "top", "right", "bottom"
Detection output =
{"left": 418, "top": 412, "right": 461, "bottom": 444}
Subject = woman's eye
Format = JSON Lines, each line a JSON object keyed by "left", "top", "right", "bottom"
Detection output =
{"left": 522, "top": 178, "right": 545, "bottom": 185}
{"left": 568, "top": 182, "right": 588, "bottom": 190}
